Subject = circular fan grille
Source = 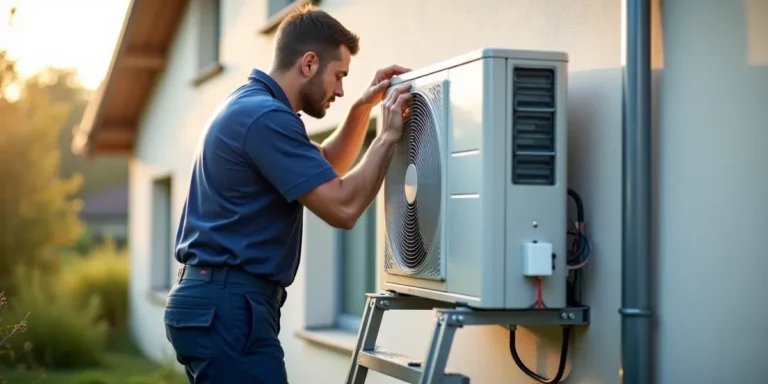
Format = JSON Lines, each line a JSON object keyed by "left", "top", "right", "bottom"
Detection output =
{"left": 385, "top": 90, "right": 442, "bottom": 273}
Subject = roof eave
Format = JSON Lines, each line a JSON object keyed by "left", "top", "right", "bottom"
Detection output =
{"left": 72, "top": 0, "right": 140, "bottom": 157}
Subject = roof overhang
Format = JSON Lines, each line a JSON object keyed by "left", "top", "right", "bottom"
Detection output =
{"left": 72, "top": 0, "right": 188, "bottom": 157}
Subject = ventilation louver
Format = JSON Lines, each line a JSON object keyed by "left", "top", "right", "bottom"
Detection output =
{"left": 383, "top": 81, "right": 445, "bottom": 280}
{"left": 512, "top": 67, "right": 557, "bottom": 186}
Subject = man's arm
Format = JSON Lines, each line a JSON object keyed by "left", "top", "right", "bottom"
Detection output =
{"left": 314, "top": 100, "right": 373, "bottom": 176}
{"left": 299, "top": 131, "right": 398, "bottom": 229}
{"left": 297, "top": 83, "right": 412, "bottom": 229}
{"left": 315, "top": 64, "right": 412, "bottom": 176}
{"left": 246, "top": 87, "right": 410, "bottom": 230}
{"left": 244, "top": 107, "right": 387, "bottom": 230}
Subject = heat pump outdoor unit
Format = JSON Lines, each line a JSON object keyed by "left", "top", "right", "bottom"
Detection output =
{"left": 379, "top": 48, "right": 569, "bottom": 310}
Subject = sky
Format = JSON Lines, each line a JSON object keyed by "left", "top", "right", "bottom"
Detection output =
{"left": 0, "top": 0, "right": 131, "bottom": 90}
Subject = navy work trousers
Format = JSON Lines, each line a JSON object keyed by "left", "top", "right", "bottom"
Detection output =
{"left": 163, "top": 265, "right": 288, "bottom": 384}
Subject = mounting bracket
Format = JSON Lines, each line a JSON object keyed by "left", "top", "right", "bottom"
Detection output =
{"left": 344, "top": 292, "right": 590, "bottom": 383}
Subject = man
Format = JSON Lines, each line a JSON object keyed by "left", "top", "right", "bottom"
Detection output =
{"left": 163, "top": 5, "right": 413, "bottom": 384}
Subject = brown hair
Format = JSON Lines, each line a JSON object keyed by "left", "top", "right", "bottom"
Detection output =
{"left": 273, "top": 5, "right": 360, "bottom": 72}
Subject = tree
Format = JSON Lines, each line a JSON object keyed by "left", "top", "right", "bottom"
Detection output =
{"left": 40, "top": 67, "right": 130, "bottom": 201}
{"left": 0, "top": 51, "right": 84, "bottom": 292}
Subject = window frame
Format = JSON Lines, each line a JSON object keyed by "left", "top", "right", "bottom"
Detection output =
{"left": 193, "top": 0, "right": 224, "bottom": 86}
{"left": 257, "top": 0, "right": 317, "bottom": 35}
{"left": 295, "top": 117, "right": 382, "bottom": 353}
{"left": 333, "top": 129, "right": 377, "bottom": 331}
{"left": 149, "top": 174, "right": 174, "bottom": 294}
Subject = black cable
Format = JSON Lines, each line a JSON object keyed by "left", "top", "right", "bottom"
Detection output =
{"left": 567, "top": 230, "right": 592, "bottom": 264}
{"left": 566, "top": 188, "right": 592, "bottom": 267}
{"left": 567, "top": 269, "right": 583, "bottom": 307}
{"left": 509, "top": 326, "right": 572, "bottom": 383}
{"left": 509, "top": 188, "right": 584, "bottom": 382}
{"left": 567, "top": 188, "right": 584, "bottom": 222}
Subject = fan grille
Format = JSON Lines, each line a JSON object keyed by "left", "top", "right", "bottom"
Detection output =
{"left": 384, "top": 84, "right": 443, "bottom": 274}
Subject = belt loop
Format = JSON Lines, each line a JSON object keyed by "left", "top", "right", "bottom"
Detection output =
{"left": 202, "top": 267, "right": 213, "bottom": 283}
{"left": 176, "top": 265, "right": 185, "bottom": 283}
{"left": 219, "top": 267, "right": 228, "bottom": 288}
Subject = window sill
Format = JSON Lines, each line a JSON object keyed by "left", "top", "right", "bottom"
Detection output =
{"left": 192, "top": 62, "right": 224, "bottom": 87}
{"left": 146, "top": 289, "right": 170, "bottom": 306}
{"left": 257, "top": 0, "right": 317, "bottom": 35}
{"left": 294, "top": 327, "right": 361, "bottom": 355}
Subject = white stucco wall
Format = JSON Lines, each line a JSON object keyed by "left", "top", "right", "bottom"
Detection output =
{"left": 126, "top": 0, "right": 768, "bottom": 382}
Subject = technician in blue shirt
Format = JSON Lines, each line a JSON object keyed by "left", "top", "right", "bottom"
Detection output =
{"left": 163, "top": 5, "right": 412, "bottom": 384}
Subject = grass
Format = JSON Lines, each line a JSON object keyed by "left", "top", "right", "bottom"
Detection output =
{"left": 1, "top": 336, "right": 188, "bottom": 384}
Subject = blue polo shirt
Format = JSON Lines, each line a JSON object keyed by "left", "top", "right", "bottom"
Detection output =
{"left": 174, "top": 69, "right": 337, "bottom": 287}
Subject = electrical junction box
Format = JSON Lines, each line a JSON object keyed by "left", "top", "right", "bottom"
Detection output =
{"left": 522, "top": 242, "right": 554, "bottom": 277}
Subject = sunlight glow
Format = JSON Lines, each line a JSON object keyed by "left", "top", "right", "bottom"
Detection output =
{"left": 0, "top": 0, "right": 131, "bottom": 89}
{"left": 3, "top": 82, "right": 20, "bottom": 101}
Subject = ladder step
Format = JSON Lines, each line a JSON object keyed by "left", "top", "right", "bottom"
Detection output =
{"left": 357, "top": 348, "right": 469, "bottom": 384}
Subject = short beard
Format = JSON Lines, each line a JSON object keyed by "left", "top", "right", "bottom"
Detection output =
{"left": 299, "top": 71, "right": 329, "bottom": 119}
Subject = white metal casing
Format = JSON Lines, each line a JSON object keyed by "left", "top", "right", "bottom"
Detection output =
{"left": 378, "top": 48, "right": 569, "bottom": 309}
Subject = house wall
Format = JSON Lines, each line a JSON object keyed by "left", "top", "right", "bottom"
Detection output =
{"left": 127, "top": 0, "right": 768, "bottom": 382}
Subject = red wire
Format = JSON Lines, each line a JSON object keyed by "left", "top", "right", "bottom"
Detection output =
{"left": 536, "top": 277, "right": 543, "bottom": 308}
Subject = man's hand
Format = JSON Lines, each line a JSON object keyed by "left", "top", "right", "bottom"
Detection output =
{"left": 380, "top": 83, "right": 412, "bottom": 142}
{"left": 359, "top": 65, "right": 412, "bottom": 108}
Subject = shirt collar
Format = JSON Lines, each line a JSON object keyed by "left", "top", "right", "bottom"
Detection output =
{"left": 248, "top": 69, "right": 295, "bottom": 112}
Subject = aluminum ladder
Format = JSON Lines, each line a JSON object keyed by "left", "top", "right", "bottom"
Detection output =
{"left": 344, "top": 292, "right": 590, "bottom": 384}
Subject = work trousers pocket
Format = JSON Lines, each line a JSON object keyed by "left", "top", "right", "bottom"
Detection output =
{"left": 243, "top": 292, "right": 281, "bottom": 356}
{"left": 164, "top": 292, "right": 217, "bottom": 364}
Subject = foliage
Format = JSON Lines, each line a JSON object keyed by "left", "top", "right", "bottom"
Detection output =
{"left": 62, "top": 239, "right": 130, "bottom": 337}
{"left": 34, "top": 65, "right": 131, "bottom": 201}
{"left": 0, "top": 51, "right": 85, "bottom": 293}
{"left": 0, "top": 291, "right": 30, "bottom": 384}
{"left": 3, "top": 266, "right": 109, "bottom": 369}
{"left": 3, "top": 336, "right": 187, "bottom": 384}
{"left": 72, "top": 372, "right": 117, "bottom": 384}
{"left": 72, "top": 231, "right": 96, "bottom": 255}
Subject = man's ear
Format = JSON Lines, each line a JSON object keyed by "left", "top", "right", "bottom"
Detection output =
{"left": 299, "top": 52, "right": 319, "bottom": 77}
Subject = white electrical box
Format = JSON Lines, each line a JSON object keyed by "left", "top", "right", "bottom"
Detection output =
{"left": 522, "top": 242, "right": 554, "bottom": 277}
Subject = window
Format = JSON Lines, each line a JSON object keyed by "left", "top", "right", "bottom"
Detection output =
{"left": 336, "top": 131, "right": 377, "bottom": 331}
{"left": 194, "top": 0, "right": 223, "bottom": 85}
{"left": 296, "top": 120, "right": 379, "bottom": 352}
{"left": 259, "top": 0, "right": 315, "bottom": 34}
{"left": 150, "top": 175, "right": 173, "bottom": 292}
{"left": 268, "top": 0, "right": 294, "bottom": 18}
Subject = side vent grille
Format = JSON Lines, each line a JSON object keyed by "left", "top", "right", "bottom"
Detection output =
{"left": 512, "top": 67, "right": 556, "bottom": 186}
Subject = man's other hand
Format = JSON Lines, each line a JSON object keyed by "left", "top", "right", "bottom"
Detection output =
{"left": 359, "top": 65, "right": 411, "bottom": 107}
{"left": 380, "top": 83, "right": 412, "bottom": 142}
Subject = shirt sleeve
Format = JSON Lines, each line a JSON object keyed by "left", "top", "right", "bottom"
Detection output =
{"left": 244, "top": 109, "right": 338, "bottom": 202}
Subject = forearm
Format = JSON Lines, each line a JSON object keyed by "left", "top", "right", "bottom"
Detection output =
{"left": 338, "top": 132, "right": 398, "bottom": 220}
{"left": 321, "top": 100, "right": 373, "bottom": 175}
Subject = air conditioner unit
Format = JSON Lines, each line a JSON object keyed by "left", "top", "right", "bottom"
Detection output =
{"left": 379, "top": 48, "right": 569, "bottom": 310}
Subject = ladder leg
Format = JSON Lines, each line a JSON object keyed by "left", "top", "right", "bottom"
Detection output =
{"left": 419, "top": 314, "right": 460, "bottom": 384}
{"left": 345, "top": 296, "right": 386, "bottom": 384}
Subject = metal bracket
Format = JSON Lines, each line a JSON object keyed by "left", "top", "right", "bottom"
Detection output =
{"left": 345, "top": 292, "right": 590, "bottom": 384}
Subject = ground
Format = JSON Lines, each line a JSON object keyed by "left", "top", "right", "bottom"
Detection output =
{"left": 1, "top": 337, "right": 187, "bottom": 384}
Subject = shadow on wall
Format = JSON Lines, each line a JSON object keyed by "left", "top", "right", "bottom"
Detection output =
{"left": 651, "top": 0, "right": 768, "bottom": 382}
{"left": 517, "top": 0, "right": 768, "bottom": 381}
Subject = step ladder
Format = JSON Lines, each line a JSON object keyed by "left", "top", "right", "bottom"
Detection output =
{"left": 344, "top": 292, "right": 590, "bottom": 384}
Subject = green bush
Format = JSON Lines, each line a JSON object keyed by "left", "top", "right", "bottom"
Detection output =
{"left": 72, "top": 372, "right": 116, "bottom": 384}
{"left": 4, "top": 266, "right": 109, "bottom": 369}
{"left": 0, "top": 291, "right": 30, "bottom": 384}
{"left": 126, "top": 355, "right": 188, "bottom": 384}
{"left": 126, "top": 374, "right": 185, "bottom": 384}
{"left": 70, "top": 231, "right": 95, "bottom": 255}
{"left": 63, "top": 239, "right": 129, "bottom": 337}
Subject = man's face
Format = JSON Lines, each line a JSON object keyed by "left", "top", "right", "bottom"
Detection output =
{"left": 299, "top": 45, "right": 351, "bottom": 119}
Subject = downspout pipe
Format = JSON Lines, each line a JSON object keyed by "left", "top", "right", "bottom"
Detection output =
{"left": 620, "top": 0, "right": 653, "bottom": 383}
